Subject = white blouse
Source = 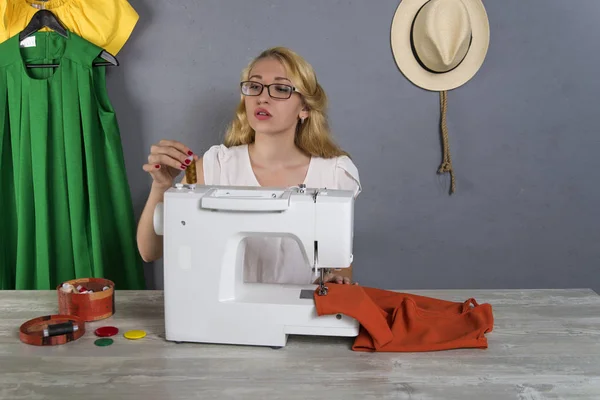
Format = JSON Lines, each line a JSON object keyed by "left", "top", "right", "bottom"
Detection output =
{"left": 202, "top": 144, "right": 361, "bottom": 284}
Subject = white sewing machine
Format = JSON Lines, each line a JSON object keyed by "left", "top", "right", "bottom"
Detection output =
{"left": 153, "top": 183, "right": 359, "bottom": 348}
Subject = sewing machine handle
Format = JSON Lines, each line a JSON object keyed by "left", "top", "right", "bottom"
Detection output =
{"left": 201, "top": 189, "right": 291, "bottom": 212}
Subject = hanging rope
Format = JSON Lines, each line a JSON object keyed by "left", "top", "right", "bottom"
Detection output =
{"left": 438, "top": 90, "right": 455, "bottom": 194}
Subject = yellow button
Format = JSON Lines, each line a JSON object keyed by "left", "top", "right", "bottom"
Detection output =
{"left": 123, "top": 330, "right": 146, "bottom": 339}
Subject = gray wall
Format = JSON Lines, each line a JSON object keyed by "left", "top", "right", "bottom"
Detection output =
{"left": 107, "top": 0, "right": 600, "bottom": 292}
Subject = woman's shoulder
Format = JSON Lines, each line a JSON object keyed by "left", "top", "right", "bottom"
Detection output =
{"left": 201, "top": 144, "right": 249, "bottom": 184}
{"left": 310, "top": 154, "right": 361, "bottom": 198}
{"left": 201, "top": 143, "right": 247, "bottom": 162}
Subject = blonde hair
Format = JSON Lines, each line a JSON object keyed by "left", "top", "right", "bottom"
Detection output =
{"left": 223, "top": 47, "right": 349, "bottom": 158}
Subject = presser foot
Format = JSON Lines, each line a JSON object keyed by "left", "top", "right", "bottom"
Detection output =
{"left": 317, "top": 284, "right": 328, "bottom": 296}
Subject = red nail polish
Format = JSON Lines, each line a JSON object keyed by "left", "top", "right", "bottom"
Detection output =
{"left": 184, "top": 159, "right": 191, "bottom": 164}
{"left": 180, "top": 164, "right": 186, "bottom": 169}
{"left": 155, "top": 164, "right": 160, "bottom": 168}
{"left": 188, "top": 151, "right": 193, "bottom": 156}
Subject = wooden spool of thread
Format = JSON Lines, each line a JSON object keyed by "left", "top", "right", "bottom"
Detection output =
{"left": 19, "top": 315, "right": 85, "bottom": 346}
{"left": 185, "top": 155, "right": 197, "bottom": 184}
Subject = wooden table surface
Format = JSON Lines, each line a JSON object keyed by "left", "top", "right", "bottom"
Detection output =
{"left": 1, "top": 288, "right": 599, "bottom": 399}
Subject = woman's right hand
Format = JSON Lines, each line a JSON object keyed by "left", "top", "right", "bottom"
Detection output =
{"left": 142, "top": 139, "right": 198, "bottom": 189}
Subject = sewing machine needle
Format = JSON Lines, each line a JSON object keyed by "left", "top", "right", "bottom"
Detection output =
{"left": 318, "top": 269, "right": 328, "bottom": 296}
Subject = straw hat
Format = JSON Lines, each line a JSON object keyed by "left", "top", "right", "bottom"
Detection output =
{"left": 390, "top": 0, "right": 490, "bottom": 91}
{"left": 390, "top": 0, "right": 490, "bottom": 194}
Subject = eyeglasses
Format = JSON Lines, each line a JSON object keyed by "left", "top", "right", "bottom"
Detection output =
{"left": 240, "top": 81, "right": 298, "bottom": 99}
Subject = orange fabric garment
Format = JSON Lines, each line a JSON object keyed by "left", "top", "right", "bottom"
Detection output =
{"left": 314, "top": 284, "right": 494, "bottom": 352}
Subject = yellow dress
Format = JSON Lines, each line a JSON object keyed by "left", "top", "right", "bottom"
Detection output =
{"left": 0, "top": 0, "right": 138, "bottom": 55}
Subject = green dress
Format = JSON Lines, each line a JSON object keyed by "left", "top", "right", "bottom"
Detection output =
{"left": 0, "top": 31, "right": 145, "bottom": 290}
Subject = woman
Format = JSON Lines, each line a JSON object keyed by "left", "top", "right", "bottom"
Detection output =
{"left": 136, "top": 47, "right": 361, "bottom": 285}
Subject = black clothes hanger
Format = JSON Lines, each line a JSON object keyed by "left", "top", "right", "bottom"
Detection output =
{"left": 19, "top": 9, "right": 67, "bottom": 40}
{"left": 19, "top": 9, "right": 119, "bottom": 68}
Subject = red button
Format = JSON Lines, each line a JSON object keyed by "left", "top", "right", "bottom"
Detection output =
{"left": 94, "top": 326, "right": 119, "bottom": 337}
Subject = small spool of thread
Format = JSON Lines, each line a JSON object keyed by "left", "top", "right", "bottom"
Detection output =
{"left": 42, "top": 321, "right": 79, "bottom": 337}
{"left": 61, "top": 283, "right": 75, "bottom": 293}
{"left": 185, "top": 155, "right": 197, "bottom": 186}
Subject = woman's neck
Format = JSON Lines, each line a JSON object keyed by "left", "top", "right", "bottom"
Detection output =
{"left": 250, "top": 130, "right": 308, "bottom": 166}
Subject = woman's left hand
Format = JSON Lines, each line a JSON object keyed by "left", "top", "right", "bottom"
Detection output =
{"left": 324, "top": 273, "right": 358, "bottom": 285}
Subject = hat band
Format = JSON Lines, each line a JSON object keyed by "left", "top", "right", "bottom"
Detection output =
{"left": 409, "top": 2, "right": 473, "bottom": 75}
